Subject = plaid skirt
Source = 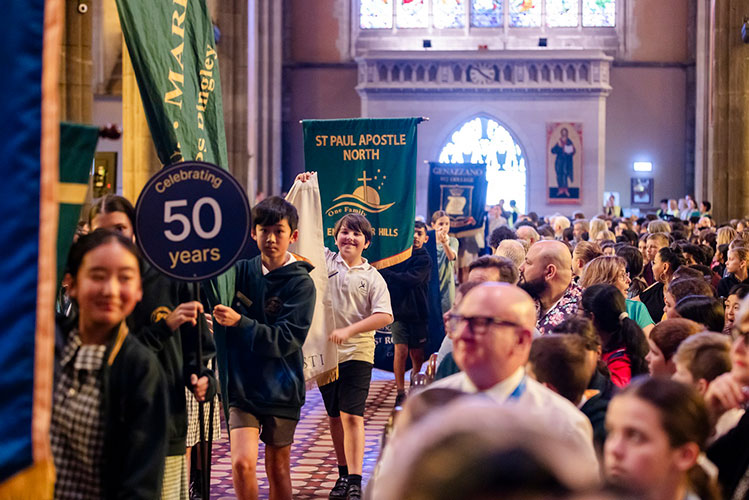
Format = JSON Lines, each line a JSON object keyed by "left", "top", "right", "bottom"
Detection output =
{"left": 185, "top": 388, "right": 222, "bottom": 448}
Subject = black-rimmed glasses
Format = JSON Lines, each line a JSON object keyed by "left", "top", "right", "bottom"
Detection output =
{"left": 446, "top": 314, "right": 525, "bottom": 337}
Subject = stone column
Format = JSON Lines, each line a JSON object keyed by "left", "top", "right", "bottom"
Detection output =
{"left": 708, "top": 0, "right": 749, "bottom": 221}
{"left": 60, "top": 0, "right": 93, "bottom": 123}
{"left": 215, "top": 0, "right": 250, "bottom": 192}
{"left": 249, "top": 0, "right": 283, "bottom": 199}
{"left": 121, "top": 39, "right": 161, "bottom": 202}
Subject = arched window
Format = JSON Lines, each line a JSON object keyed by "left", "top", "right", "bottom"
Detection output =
{"left": 438, "top": 116, "right": 528, "bottom": 213}
{"left": 355, "top": 0, "right": 621, "bottom": 53}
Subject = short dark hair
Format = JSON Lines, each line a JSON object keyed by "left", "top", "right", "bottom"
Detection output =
{"left": 649, "top": 318, "right": 702, "bottom": 362}
{"left": 728, "top": 283, "right": 749, "bottom": 299}
{"left": 414, "top": 220, "right": 428, "bottom": 233}
{"left": 668, "top": 278, "right": 714, "bottom": 303}
{"left": 333, "top": 213, "right": 373, "bottom": 244}
{"left": 660, "top": 198, "right": 669, "bottom": 204}
{"left": 489, "top": 226, "right": 517, "bottom": 250}
{"left": 550, "top": 316, "right": 600, "bottom": 352}
{"left": 468, "top": 255, "right": 518, "bottom": 284}
{"left": 252, "top": 196, "right": 299, "bottom": 232}
{"left": 701, "top": 201, "right": 711, "bottom": 211}
{"left": 615, "top": 245, "right": 644, "bottom": 279}
{"left": 530, "top": 335, "right": 590, "bottom": 404}
{"left": 675, "top": 295, "right": 724, "bottom": 332}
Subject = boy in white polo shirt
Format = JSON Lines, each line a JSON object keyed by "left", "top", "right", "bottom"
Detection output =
{"left": 320, "top": 213, "right": 393, "bottom": 500}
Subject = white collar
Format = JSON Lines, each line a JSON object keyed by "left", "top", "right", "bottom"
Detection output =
{"left": 462, "top": 367, "right": 526, "bottom": 403}
{"left": 262, "top": 252, "right": 296, "bottom": 275}
{"left": 334, "top": 252, "right": 370, "bottom": 270}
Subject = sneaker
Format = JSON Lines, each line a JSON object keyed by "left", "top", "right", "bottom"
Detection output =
{"left": 394, "top": 392, "right": 407, "bottom": 408}
{"left": 346, "top": 483, "right": 362, "bottom": 500}
{"left": 329, "top": 476, "right": 348, "bottom": 499}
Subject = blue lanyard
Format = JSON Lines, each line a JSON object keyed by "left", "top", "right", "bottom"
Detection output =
{"left": 508, "top": 376, "right": 527, "bottom": 401}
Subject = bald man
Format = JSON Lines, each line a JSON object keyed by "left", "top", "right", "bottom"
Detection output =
{"left": 428, "top": 283, "right": 597, "bottom": 470}
{"left": 516, "top": 225, "right": 540, "bottom": 247}
{"left": 519, "top": 240, "right": 581, "bottom": 335}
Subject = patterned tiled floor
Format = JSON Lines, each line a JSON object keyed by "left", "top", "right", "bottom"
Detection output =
{"left": 209, "top": 370, "right": 396, "bottom": 499}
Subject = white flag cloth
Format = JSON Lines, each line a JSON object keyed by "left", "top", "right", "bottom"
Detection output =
{"left": 286, "top": 176, "right": 338, "bottom": 385}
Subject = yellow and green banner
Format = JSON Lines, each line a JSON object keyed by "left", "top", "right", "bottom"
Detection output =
{"left": 56, "top": 123, "right": 99, "bottom": 287}
{"left": 115, "top": 0, "right": 227, "bottom": 168}
{"left": 302, "top": 118, "right": 421, "bottom": 269}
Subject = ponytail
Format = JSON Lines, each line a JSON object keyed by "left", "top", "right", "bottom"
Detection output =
{"left": 687, "top": 462, "right": 720, "bottom": 500}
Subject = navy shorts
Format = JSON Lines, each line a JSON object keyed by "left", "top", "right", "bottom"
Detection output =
{"left": 319, "top": 360, "right": 373, "bottom": 417}
{"left": 390, "top": 321, "right": 428, "bottom": 348}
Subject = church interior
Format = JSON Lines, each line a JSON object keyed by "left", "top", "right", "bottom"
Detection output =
{"left": 50, "top": 0, "right": 749, "bottom": 497}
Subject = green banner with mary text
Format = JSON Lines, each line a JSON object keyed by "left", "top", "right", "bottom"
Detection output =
{"left": 302, "top": 118, "right": 421, "bottom": 269}
{"left": 115, "top": 0, "right": 227, "bottom": 168}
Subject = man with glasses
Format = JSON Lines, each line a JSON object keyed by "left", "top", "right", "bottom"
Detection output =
{"left": 429, "top": 283, "right": 598, "bottom": 470}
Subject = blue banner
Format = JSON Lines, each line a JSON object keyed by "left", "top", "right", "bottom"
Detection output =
{"left": 0, "top": 1, "right": 53, "bottom": 489}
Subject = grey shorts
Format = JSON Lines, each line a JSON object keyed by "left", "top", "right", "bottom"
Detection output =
{"left": 228, "top": 407, "right": 298, "bottom": 448}
{"left": 391, "top": 321, "right": 428, "bottom": 348}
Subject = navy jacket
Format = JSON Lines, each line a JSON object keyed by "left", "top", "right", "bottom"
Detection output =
{"left": 223, "top": 256, "right": 316, "bottom": 420}
{"left": 380, "top": 246, "right": 432, "bottom": 323}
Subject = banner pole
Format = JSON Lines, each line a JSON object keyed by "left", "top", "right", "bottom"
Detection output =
{"left": 193, "top": 282, "right": 209, "bottom": 500}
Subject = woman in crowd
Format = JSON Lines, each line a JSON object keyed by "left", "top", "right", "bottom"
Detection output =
{"left": 572, "top": 241, "right": 603, "bottom": 282}
{"left": 589, "top": 217, "right": 608, "bottom": 242}
{"left": 580, "top": 284, "right": 649, "bottom": 387}
{"left": 722, "top": 283, "right": 749, "bottom": 335}
{"left": 616, "top": 244, "right": 648, "bottom": 298}
{"left": 664, "top": 277, "right": 715, "bottom": 320}
{"left": 52, "top": 230, "right": 168, "bottom": 499}
{"left": 648, "top": 219, "right": 671, "bottom": 234}
{"left": 645, "top": 318, "right": 702, "bottom": 377}
{"left": 551, "top": 316, "right": 617, "bottom": 400}
{"left": 716, "top": 226, "right": 738, "bottom": 248}
{"left": 717, "top": 246, "right": 749, "bottom": 298}
{"left": 640, "top": 246, "right": 686, "bottom": 322}
{"left": 579, "top": 255, "right": 654, "bottom": 336}
{"left": 604, "top": 377, "right": 719, "bottom": 500}
{"left": 674, "top": 295, "right": 725, "bottom": 332}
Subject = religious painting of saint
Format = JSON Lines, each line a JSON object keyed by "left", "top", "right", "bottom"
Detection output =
{"left": 546, "top": 122, "right": 583, "bottom": 204}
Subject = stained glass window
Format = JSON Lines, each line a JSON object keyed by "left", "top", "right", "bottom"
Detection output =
{"left": 396, "top": 0, "right": 428, "bottom": 28}
{"left": 360, "top": 0, "right": 393, "bottom": 29}
{"left": 546, "top": 0, "right": 578, "bottom": 27}
{"left": 582, "top": 0, "right": 615, "bottom": 27}
{"left": 434, "top": 0, "right": 466, "bottom": 29}
{"left": 439, "top": 116, "right": 527, "bottom": 213}
{"left": 471, "top": 0, "right": 502, "bottom": 27}
{"left": 509, "top": 0, "right": 541, "bottom": 27}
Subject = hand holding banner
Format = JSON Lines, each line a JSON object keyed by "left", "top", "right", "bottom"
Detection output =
{"left": 302, "top": 118, "right": 422, "bottom": 269}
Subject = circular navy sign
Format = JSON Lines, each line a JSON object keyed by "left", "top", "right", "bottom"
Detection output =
{"left": 135, "top": 161, "right": 250, "bottom": 281}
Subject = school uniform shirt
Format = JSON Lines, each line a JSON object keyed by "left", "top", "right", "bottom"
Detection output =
{"left": 430, "top": 368, "right": 599, "bottom": 472}
{"left": 325, "top": 248, "right": 393, "bottom": 364}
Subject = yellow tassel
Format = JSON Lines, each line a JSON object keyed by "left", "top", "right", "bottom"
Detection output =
{"left": 0, "top": 460, "right": 55, "bottom": 500}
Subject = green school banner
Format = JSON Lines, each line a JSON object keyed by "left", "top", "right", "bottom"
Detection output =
{"left": 302, "top": 118, "right": 421, "bottom": 269}
{"left": 115, "top": 0, "right": 227, "bottom": 168}
{"left": 57, "top": 123, "right": 99, "bottom": 287}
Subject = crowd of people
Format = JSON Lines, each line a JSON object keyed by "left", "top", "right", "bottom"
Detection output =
{"left": 373, "top": 195, "right": 749, "bottom": 500}
{"left": 51, "top": 177, "right": 749, "bottom": 500}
